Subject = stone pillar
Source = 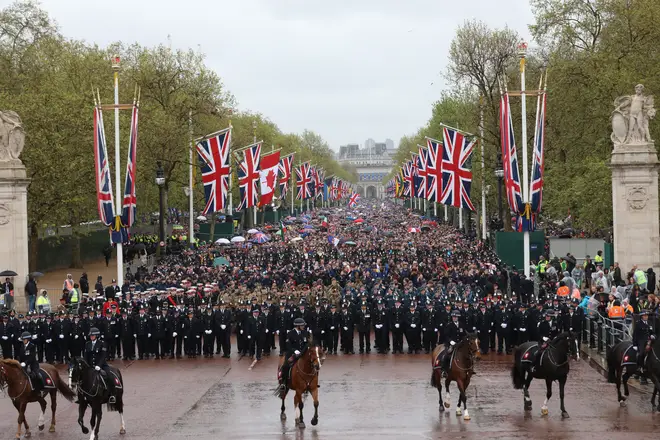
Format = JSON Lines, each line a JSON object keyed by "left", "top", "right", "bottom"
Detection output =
{"left": 610, "top": 143, "right": 660, "bottom": 274}
{"left": 0, "top": 111, "right": 30, "bottom": 312}
{"left": 609, "top": 84, "right": 660, "bottom": 275}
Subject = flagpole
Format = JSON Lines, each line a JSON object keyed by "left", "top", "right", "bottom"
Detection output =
{"left": 444, "top": 205, "right": 448, "bottom": 222}
{"left": 290, "top": 157, "right": 294, "bottom": 215}
{"left": 480, "top": 96, "right": 487, "bottom": 241}
{"left": 519, "top": 41, "right": 531, "bottom": 278}
{"left": 112, "top": 56, "right": 123, "bottom": 287}
{"left": 228, "top": 114, "right": 233, "bottom": 217}
{"left": 188, "top": 109, "right": 194, "bottom": 246}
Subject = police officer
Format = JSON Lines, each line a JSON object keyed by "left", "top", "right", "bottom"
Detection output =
{"left": 214, "top": 301, "right": 232, "bottom": 358}
{"left": 326, "top": 304, "right": 341, "bottom": 355}
{"left": 19, "top": 331, "right": 41, "bottom": 391}
{"left": 278, "top": 318, "right": 309, "bottom": 391}
{"left": 340, "top": 303, "right": 354, "bottom": 354}
{"left": 390, "top": 298, "right": 405, "bottom": 354}
{"left": 85, "top": 327, "right": 115, "bottom": 403}
{"left": 532, "top": 310, "right": 559, "bottom": 372}
{"left": 421, "top": 301, "right": 438, "bottom": 354}
{"left": 633, "top": 310, "right": 656, "bottom": 376}
{"left": 441, "top": 310, "right": 465, "bottom": 376}
{"left": 372, "top": 300, "right": 389, "bottom": 354}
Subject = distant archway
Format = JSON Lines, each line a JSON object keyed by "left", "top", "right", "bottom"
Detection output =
{"left": 357, "top": 186, "right": 365, "bottom": 197}
{"left": 366, "top": 186, "right": 377, "bottom": 199}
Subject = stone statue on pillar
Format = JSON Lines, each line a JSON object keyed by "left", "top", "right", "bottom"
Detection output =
{"left": 610, "top": 84, "right": 660, "bottom": 276}
{"left": 0, "top": 110, "right": 30, "bottom": 311}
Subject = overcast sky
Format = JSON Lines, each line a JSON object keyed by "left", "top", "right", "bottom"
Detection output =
{"left": 39, "top": 0, "right": 533, "bottom": 150}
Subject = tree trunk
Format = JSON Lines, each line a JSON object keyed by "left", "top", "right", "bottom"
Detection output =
{"left": 209, "top": 212, "right": 216, "bottom": 243}
{"left": 29, "top": 223, "right": 39, "bottom": 273}
{"left": 69, "top": 228, "right": 83, "bottom": 269}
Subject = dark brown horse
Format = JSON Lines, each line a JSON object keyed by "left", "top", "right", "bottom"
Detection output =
{"left": 275, "top": 344, "right": 321, "bottom": 429}
{"left": 0, "top": 359, "right": 75, "bottom": 439}
{"left": 430, "top": 334, "right": 480, "bottom": 420}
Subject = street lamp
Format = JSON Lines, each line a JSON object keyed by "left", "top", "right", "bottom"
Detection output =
{"left": 155, "top": 161, "right": 166, "bottom": 245}
{"left": 494, "top": 154, "right": 504, "bottom": 231}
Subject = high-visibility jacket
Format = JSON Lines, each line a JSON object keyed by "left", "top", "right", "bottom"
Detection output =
{"left": 608, "top": 306, "right": 625, "bottom": 319}
{"left": 594, "top": 255, "right": 603, "bottom": 265}
{"left": 557, "top": 286, "right": 570, "bottom": 297}
{"left": 64, "top": 279, "right": 73, "bottom": 291}
{"left": 634, "top": 269, "right": 647, "bottom": 286}
{"left": 69, "top": 288, "right": 79, "bottom": 304}
{"left": 36, "top": 295, "right": 49, "bottom": 307}
{"left": 538, "top": 261, "right": 547, "bottom": 274}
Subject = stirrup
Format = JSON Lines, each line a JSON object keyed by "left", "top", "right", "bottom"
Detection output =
{"left": 108, "top": 396, "right": 116, "bottom": 404}
{"left": 278, "top": 383, "right": 286, "bottom": 391}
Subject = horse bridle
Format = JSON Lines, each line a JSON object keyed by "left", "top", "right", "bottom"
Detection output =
{"left": 295, "top": 346, "right": 320, "bottom": 390}
{"left": 544, "top": 336, "right": 575, "bottom": 368}
{"left": 0, "top": 364, "right": 28, "bottom": 400}
{"left": 450, "top": 338, "right": 478, "bottom": 372}
{"left": 69, "top": 363, "right": 101, "bottom": 398}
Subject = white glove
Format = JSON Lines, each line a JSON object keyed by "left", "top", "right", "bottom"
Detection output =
{"left": 247, "top": 335, "right": 251, "bottom": 339}
{"left": 294, "top": 350, "right": 301, "bottom": 355}
{"left": 569, "top": 327, "right": 573, "bottom": 331}
{"left": 20, "top": 362, "right": 25, "bottom": 367}
{"left": 148, "top": 333, "right": 151, "bottom": 338}
{"left": 75, "top": 335, "right": 79, "bottom": 339}
{"left": 276, "top": 330, "right": 280, "bottom": 335}
{"left": 59, "top": 334, "right": 64, "bottom": 339}
{"left": 196, "top": 335, "right": 200, "bottom": 339}
{"left": 422, "top": 328, "right": 426, "bottom": 332}
{"left": 265, "top": 329, "right": 269, "bottom": 333}
{"left": 501, "top": 323, "right": 507, "bottom": 328}
{"left": 46, "top": 339, "right": 52, "bottom": 343}
{"left": 633, "top": 346, "right": 638, "bottom": 351}
{"left": 220, "top": 325, "right": 226, "bottom": 330}
{"left": 240, "top": 330, "right": 244, "bottom": 334}
{"left": 472, "top": 327, "right": 476, "bottom": 331}
{"left": 115, "top": 335, "right": 119, "bottom": 338}
{"left": 1, "top": 336, "right": 7, "bottom": 340}
{"left": 31, "top": 335, "right": 37, "bottom": 339}
{"left": 520, "top": 328, "right": 526, "bottom": 332}
{"left": 330, "top": 326, "right": 335, "bottom": 330}
{"left": 133, "top": 334, "right": 137, "bottom": 338}
{"left": 543, "top": 337, "right": 549, "bottom": 342}
{"left": 434, "top": 328, "right": 438, "bottom": 332}
{"left": 450, "top": 340, "right": 456, "bottom": 346}
{"left": 395, "top": 324, "right": 400, "bottom": 328}
{"left": 410, "top": 324, "right": 416, "bottom": 328}
{"left": 184, "top": 336, "right": 188, "bottom": 339}
{"left": 343, "top": 327, "right": 348, "bottom": 331}
{"left": 173, "top": 332, "right": 178, "bottom": 337}
{"left": 95, "top": 366, "right": 101, "bottom": 371}
{"left": 321, "top": 330, "right": 325, "bottom": 334}
{"left": 652, "top": 335, "right": 657, "bottom": 340}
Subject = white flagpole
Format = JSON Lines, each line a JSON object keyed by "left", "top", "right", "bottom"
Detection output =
{"left": 444, "top": 205, "right": 448, "bottom": 222}
{"left": 188, "top": 109, "right": 194, "bottom": 245}
{"left": 519, "top": 42, "right": 531, "bottom": 278}
{"left": 480, "top": 96, "right": 487, "bottom": 240}
{"left": 112, "top": 56, "right": 123, "bottom": 287}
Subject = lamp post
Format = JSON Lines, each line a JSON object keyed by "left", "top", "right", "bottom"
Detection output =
{"left": 155, "top": 161, "right": 166, "bottom": 247}
{"left": 494, "top": 157, "right": 504, "bottom": 231}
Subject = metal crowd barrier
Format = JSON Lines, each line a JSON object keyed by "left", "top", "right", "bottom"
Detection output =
{"left": 583, "top": 313, "right": 633, "bottom": 354}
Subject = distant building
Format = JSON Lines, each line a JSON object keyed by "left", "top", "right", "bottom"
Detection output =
{"left": 336, "top": 140, "right": 395, "bottom": 199}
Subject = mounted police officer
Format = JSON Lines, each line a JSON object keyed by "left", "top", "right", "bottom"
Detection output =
{"left": 278, "top": 317, "right": 309, "bottom": 392}
{"left": 531, "top": 309, "right": 559, "bottom": 372}
{"left": 441, "top": 310, "right": 465, "bottom": 377}
{"left": 85, "top": 327, "right": 116, "bottom": 404}
{"left": 633, "top": 310, "right": 656, "bottom": 377}
{"left": 19, "top": 331, "right": 41, "bottom": 391}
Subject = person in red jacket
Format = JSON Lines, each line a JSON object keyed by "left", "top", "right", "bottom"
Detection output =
{"left": 102, "top": 297, "right": 118, "bottom": 317}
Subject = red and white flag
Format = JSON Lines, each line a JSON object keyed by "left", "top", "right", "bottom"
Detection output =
{"left": 259, "top": 150, "right": 280, "bottom": 206}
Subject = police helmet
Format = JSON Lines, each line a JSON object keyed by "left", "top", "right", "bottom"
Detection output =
{"left": 451, "top": 310, "right": 461, "bottom": 317}
{"left": 89, "top": 327, "right": 101, "bottom": 336}
{"left": 293, "top": 317, "right": 306, "bottom": 327}
{"left": 21, "top": 331, "right": 31, "bottom": 340}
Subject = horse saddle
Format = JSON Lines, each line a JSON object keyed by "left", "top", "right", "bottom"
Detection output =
{"left": 96, "top": 369, "right": 122, "bottom": 390}
{"left": 433, "top": 348, "right": 448, "bottom": 370}
{"left": 520, "top": 345, "right": 539, "bottom": 364}
{"left": 38, "top": 368, "right": 57, "bottom": 389}
{"left": 621, "top": 345, "right": 638, "bottom": 367}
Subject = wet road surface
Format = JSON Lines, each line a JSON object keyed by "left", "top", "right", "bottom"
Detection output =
{"left": 2, "top": 349, "right": 660, "bottom": 440}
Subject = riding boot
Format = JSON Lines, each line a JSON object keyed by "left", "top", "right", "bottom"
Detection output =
{"left": 279, "top": 361, "right": 289, "bottom": 391}
{"left": 107, "top": 380, "right": 116, "bottom": 404}
{"left": 441, "top": 352, "right": 451, "bottom": 377}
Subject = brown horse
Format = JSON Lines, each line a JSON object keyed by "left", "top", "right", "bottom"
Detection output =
{"left": 430, "top": 334, "right": 480, "bottom": 420}
{"left": 0, "top": 359, "right": 75, "bottom": 439}
{"left": 275, "top": 344, "right": 322, "bottom": 429}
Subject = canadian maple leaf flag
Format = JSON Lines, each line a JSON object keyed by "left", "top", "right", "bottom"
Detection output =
{"left": 259, "top": 150, "right": 280, "bottom": 206}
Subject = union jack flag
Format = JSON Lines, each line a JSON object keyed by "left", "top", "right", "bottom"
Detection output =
{"left": 237, "top": 143, "right": 261, "bottom": 210}
{"left": 330, "top": 177, "right": 340, "bottom": 200}
{"left": 348, "top": 192, "right": 360, "bottom": 208}
{"left": 93, "top": 106, "right": 115, "bottom": 227}
{"left": 402, "top": 161, "right": 413, "bottom": 198}
{"left": 426, "top": 138, "right": 443, "bottom": 203}
{"left": 499, "top": 93, "right": 524, "bottom": 213}
{"left": 416, "top": 147, "right": 428, "bottom": 199}
{"left": 196, "top": 128, "right": 231, "bottom": 214}
{"left": 314, "top": 167, "right": 324, "bottom": 199}
{"left": 530, "top": 87, "right": 547, "bottom": 213}
{"left": 120, "top": 105, "right": 139, "bottom": 228}
{"left": 278, "top": 153, "right": 294, "bottom": 200}
{"left": 296, "top": 162, "right": 312, "bottom": 200}
{"left": 440, "top": 127, "right": 475, "bottom": 211}
{"left": 308, "top": 166, "right": 318, "bottom": 199}
{"left": 410, "top": 154, "right": 419, "bottom": 198}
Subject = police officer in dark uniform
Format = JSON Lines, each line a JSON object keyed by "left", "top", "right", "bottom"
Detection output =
{"left": 119, "top": 309, "right": 134, "bottom": 360}
{"left": 278, "top": 317, "right": 309, "bottom": 391}
{"left": 421, "top": 301, "right": 438, "bottom": 354}
{"left": 475, "top": 303, "right": 492, "bottom": 354}
{"left": 633, "top": 310, "right": 656, "bottom": 375}
{"left": 340, "top": 303, "right": 354, "bottom": 354}
{"left": 85, "top": 327, "right": 115, "bottom": 403}
{"left": 326, "top": 304, "right": 341, "bottom": 355}
{"left": 532, "top": 310, "right": 559, "bottom": 372}
{"left": 19, "top": 331, "right": 41, "bottom": 391}
{"left": 441, "top": 310, "right": 465, "bottom": 376}
{"left": 389, "top": 298, "right": 405, "bottom": 354}
{"left": 372, "top": 300, "right": 389, "bottom": 354}
{"left": 0, "top": 314, "right": 13, "bottom": 359}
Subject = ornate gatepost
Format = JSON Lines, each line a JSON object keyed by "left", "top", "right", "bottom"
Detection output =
{"left": 0, "top": 110, "right": 30, "bottom": 311}
{"left": 610, "top": 84, "right": 660, "bottom": 274}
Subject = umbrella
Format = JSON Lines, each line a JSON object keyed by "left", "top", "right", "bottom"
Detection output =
{"left": 408, "top": 227, "right": 421, "bottom": 233}
{"left": 215, "top": 238, "right": 231, "bottom": 245}
{"left": 344, "top": 241, "right": 357, "bottom": 246}
{"left": 421, "top": 225, "right": 431, "bottom": 231}
{"left": 290, "top": 237, "right": 303, "bottom": 242}
{"left": 30, "top": 272, "right": 44, "bottom": 278}
{"left": 230, "top": 236, "right": 246, "bottom": 243}
{"left": 303, "top": 225, "right": 314, "bottom": 230}
{"left": 213, "top": 257, "right": 230, "bottom": 267}
{"left": 196, "top": 215, "right": 207, "bottom": 221}
{"left": 251, "top": 233, "right": 270, "bottom": 244}
{"left": 247, "top": 228, "right": 260, "bottom": 234}
{"left": 362, "top": 226, "right": 374, "bottom": 232}
{"left": 383, "top": 231, "right": 394, "bottom": 237}
{"left": 353, "top": 219, "right": 364, "bottom": 224}
{"left": 172, "top": 225, "right": 184, "bottom": 230}
{"left": 0, "top": 270, "right": 17, "bottom": 277}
